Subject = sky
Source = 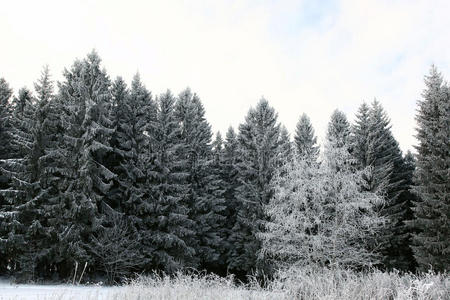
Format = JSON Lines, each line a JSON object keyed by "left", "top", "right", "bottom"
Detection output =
{"left": 1, "top": 0, "right": 450, "bottom": 152}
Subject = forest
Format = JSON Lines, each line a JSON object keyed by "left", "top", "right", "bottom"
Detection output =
{"left": 0, "top": 51, "right": 448, "bottom": 285}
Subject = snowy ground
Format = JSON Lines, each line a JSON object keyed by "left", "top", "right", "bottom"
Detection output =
{"left": 0, "top": 278, "right": 280, "bottom": 300}
{"left": 0, "top": 280, "right": 124, "bottom": 300}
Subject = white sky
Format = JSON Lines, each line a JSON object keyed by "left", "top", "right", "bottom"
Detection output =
{"left": 1, "top": 0, "right": 449, "bottom": 152}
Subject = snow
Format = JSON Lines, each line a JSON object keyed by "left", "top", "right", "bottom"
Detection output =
{"left": 0, "top": 279, "right": 123, "bottom": 300}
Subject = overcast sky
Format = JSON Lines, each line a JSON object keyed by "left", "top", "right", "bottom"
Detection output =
{"left": 1, "top": 0, "right": 449, "bottom": 152}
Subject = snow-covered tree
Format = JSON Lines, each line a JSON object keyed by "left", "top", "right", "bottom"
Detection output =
{"left": 143, "top": 90, "right": 196, "bottom": 272}
{"left": 261, "top": 141, "right": 384, "bottom": 270}
{"left": 0, "top": 87, "right": 38, "bottom": 279}
{"left": 174, "top": 88, "right": 226, "bottom": 270}
{"left": 54, "top": 51, "right": 115, "bottom": 278}
{"left": 325, "top": 110, "right": 354, "bottom": 172}
{"left": 228, "top": 98, "right": 280, "bottom": 275}
{"left": 411, "top": 66, "right": 450, "bottom": 272}
{"left": 294, "top": 113, "right": 319, "bottom": 163}
{"left": 0, "top": 78, "right": 13, "bottom": 274}
{"left": 278, "top": 125, "right": 293, "bottom": 164}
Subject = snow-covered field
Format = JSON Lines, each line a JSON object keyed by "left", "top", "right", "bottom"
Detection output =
{"left": 0, "top": 278, "right": 280, "bottom": 300}
{"left": 1, "top": 269, "right": 448, "bottom": 300}
{"left": 0, "top": 280, "right": 124, "bottom": 300}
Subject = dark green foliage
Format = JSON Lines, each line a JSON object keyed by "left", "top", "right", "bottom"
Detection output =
{"left": 174, "top": 89, "right": 226, "bottom": 270}
{"left": 218, "top": 127, "right": 241, "bottom": 274}
{"left": 294, "top": 113, "right": 319, "bottom": 163}
{"left": 411, "top": 66, "right": 450, "bottom": 272}
{"left": 352, "top": 100, "right": 416, "bottom": 271}
{"left": 228, "top": 98, "right": 280, "bottom": 275}
{"left": 145, "top": 90, "right": 196, "bottom": 272}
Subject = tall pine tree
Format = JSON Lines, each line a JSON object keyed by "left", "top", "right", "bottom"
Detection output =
{"left": 55, "top": 51, "right": 115, "bottom": 278}
{"left": 174, "top": 89, "right": 226, "bottom": 271}
{"left": 228, "top": 98, "right": 280, "bottom": 275}
{"left": 0, "top": 78, "right": 13, "bottom": 274}
{"left": 353, "top": 100, "right": 416, "bottom": 271}
{"left": 144, "top": 90, "right": 196, "bottom": 272}
{"left": 411, "top": 66, "right": 450, "bottom": 272}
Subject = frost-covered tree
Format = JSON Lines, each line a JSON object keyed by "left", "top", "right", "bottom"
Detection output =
{"left": 278, "top": 126, "right": 293, "bottom": 164}
{"left": 174, "top": 88, "right": 226, "bottom": 270}
{"left": 54, "top": 51, "right": 115, "bottom": 278}
{"left": 0, "top": 78, "right": 13, "bottom": 274}
{"left": 0, "top": 87, "right": 38, "bottom": 279}
{"left": 144, "top": 90, "right": 196, "bottom": 272}
{"left": 411, "top": 66, "right": 450, "bottom": 272}
{"left": 294, "top": 113, "right": 319, "bottom": 163}
{"left": 228, "top": 98, "right": 280, "bottom": 275}
{"left": 261, "top": 143, "right": 384, "bottom": 270}
{"left": 326, "top": 110, "right": 354, "bottom": 172}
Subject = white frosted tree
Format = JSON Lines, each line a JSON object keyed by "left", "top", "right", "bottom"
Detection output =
{"left": 261, "top": 138, "right": 384, "bottom": 270}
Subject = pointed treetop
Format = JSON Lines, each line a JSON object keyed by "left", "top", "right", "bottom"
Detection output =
{"left": 212, "top": 131, "right": 223, "bottom": 156}
{"left": 327, "top": 109, "right": 351, "bottom": 147}
{"left": 294, "top": 113, "right": 319, "bottom": 161}
{"left": 34, "top": 65, "right": 53, "bottom": 103}
{"left": 225, "top": 126, "right": 236, "bottom": 141}
{"left": 0, "top": 78, "right": 13, "bottom": 105}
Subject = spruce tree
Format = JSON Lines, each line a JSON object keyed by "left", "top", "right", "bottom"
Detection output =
{"left": 228, "top": 98, "right": 280, "bottom": 275}
{"left": 353, "top": 100, "right": 416, "bottom": 271}
{"left": 0, "top": 78, "right": 13, "bottom": 274}
{"left": 352, "top": 102, "right": 370, "bottom": 168}
{"left": 278, "top": 125, "right": 293, "bottom": 164}
{"left": 146, "top": 90, "right": 196, "bottom": 271}
{"left": 0, "top": 87, "right": 38, "bottom": 279}
{"left": 326, "top": 109, "right": 353, "bottom": 172}
{"left": 174, "top": 88, "right": 226, "bottom": 270}
{"left": 221, "top": 127, "right": 240, "bottom": 273}
{"left": 294, "top": 113, "right": 319, "bottom": 163}
{"left": 411, "top": 66, "right": 450, "bottom": 272}
{"left": 55, "top": 51, "right": 115, "bottom": 278}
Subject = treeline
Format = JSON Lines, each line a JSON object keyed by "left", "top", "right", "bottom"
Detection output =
{"left": 0, "top": 51, "right": 448, "bottom": 283}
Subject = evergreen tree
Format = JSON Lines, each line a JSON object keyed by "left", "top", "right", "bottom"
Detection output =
{"left": 0, "top": 78, "right": 13, "bottom": 274}
{"left": 352, "top": 102, "right": 370, "bottom": 168}
{"left": 0, "top": 87, "right": 37, "bottom": 279}
{"left": 278, "top": 125, "right": 293, "bottom": 164}
{"left": 144, "top": 89, "right": 196, "bottom": 272}
{"left": 107, "top": 74, "right": 160, "bottom": 272}
{"left": 220, "top": 127, "right": 240, "bottom": 274}
{"left": 294, "top": 113, "right": 319, "bottom": 163}
{"left": 54, "top": 51, "right": 115, "bottom": 278}
{"left": 411, "top": 66, "right": 450, "bottom": 272}
{"left": 353, "top": 100, "right": 416, "bottom": 271}
{"left": 325, "top": 110, "right": 354, "bottom": 172}
{"left": 145, "top": 89, "right": 197, "bottom": 272}
{"left": 174, "top": 88, "right": 226, "bottom": 270}
{"left": 327, "top": 109, "right": 351, "bottom": 148}
{"left": 228, "top": 98, "right": 280, "bottom": 275}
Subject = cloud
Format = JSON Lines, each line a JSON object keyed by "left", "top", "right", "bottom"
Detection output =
{"left": 1, "top": 0, "right": 449, "bottom": 151}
